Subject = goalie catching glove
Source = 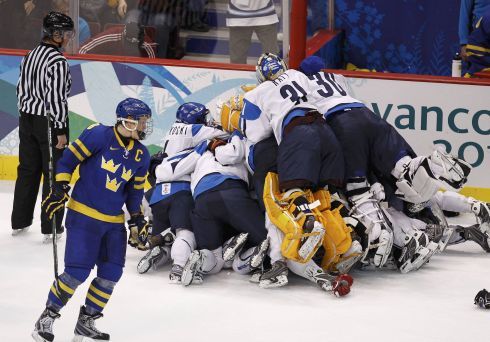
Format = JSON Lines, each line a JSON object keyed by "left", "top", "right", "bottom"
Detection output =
{"left": 128, "top": 213, "right": 152, "bottom": 250}
{"left": 42, "top": 182, "right": 70, "bottom": 220}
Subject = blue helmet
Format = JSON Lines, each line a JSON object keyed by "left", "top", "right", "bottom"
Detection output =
{"left": 176, "top": 102, "right": 209, "bottom": 124}
{"left": 299, "top": 56, "right": 325, "bottom": 76}
{"left": 116, "top": 98, "right": 152, "bottom": 140}
{"left": 256, "top": 53, "right": 288, "bottom": 83}
{"left": 116, "top": 98, "right": 152, "bottom": 119}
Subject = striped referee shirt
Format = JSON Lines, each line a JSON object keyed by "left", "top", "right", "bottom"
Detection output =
{"left": 17, "top": 42, "right": 71, "bottom": 134}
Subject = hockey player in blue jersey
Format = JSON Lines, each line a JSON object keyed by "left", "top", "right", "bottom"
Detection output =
{"left": 32, "top": 98, "right": 152, "bottom": 342}
{"left": 466, "top": 10, "right": 490, "bottom": 75}
{"left": 137, "top": 102, "right": 228, "bottom": 282}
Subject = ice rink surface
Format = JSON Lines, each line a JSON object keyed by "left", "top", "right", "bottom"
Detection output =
{"left": 0, "top": 181, "right": 488, "bottom": 342}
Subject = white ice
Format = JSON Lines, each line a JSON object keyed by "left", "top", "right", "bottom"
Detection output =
{"left": 0, "top": 180, "right": 488, "bottom": 342}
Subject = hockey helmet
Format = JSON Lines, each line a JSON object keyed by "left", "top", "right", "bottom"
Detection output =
{"left": 256, "top": 53, "right": 288, "bottom": 83}
{"left": 116, "top": 98, "right": 153, "bottom": 140}
{"left": 176, "top": 102, "right": 209, "bottom": 124}
{"left": 43, "top": 12, "right": 74, "bottom": 39}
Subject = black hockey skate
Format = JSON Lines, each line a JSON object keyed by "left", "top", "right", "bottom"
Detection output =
{"left": 474, "top": 289, "right": 490, "bottom": 309}
{"left": 473, "top": 202, "right": 490, "bottom": 225}
{"left": 223, "top": 233, "right": 248, "bottom": 262}
{"left": 72, "top": 306, "right": 110, "bottom": 341}
{"left": 249, "top": 268, "right": 263, "bottom": 283}
{"left": 259, "top": 260, "right": 288, "bottom": 288}
{"left": 456, "top": 224, "right": 490, "bottom": 253}
{"left": 137, "top": 245, "right": 169, "bottom": 274}
{"left": 31, "top": 307, "right": 60, "bottom": 342}
{"left": 169, "top": 264, "right": 184, "bottom": 283}
{"left": 249, "top": 238, "right": 270, "bottom": 269}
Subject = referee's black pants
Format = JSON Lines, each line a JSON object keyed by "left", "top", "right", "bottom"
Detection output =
{"left": 11, "top": 112, "right": 66, "bottom": 234}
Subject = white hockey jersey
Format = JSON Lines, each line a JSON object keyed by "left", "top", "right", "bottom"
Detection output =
{"left": 162, "top": 122, "right": 228, "bottom": 155}
{"left": 192, "top": 134, "right": 248, "bottom": 198}
{"left": 305, "top": 72, "right": 365, "bottom": 116}
{"left": 149, "top": 148, "right": 200, "bottom": 205}
{"left": 155, "top": 148, "right": 198, "bottom": 184}
{"left": 154, "top": 134, "right": 248, "bottom": 199}
{"left": 241, "top": 69, "right": 317, "bottom": 144}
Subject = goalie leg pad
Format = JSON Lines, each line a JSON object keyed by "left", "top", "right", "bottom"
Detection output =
{"left": 346, "top": 178, "right": 394, "bottom": 268}
{"left": 472, "top": 201, "right": 490, "bottom": 225}
{"left": 373, "top": 229, "right": 394, "bottom": 268}
{"left": 333, "top": 240, "right": 363, "bottom": 274}
{"left": 393, "top": 157, "right": 440, "bottom": 204}
{"left": 429, "top": 149, "right": 471, "bottom": 190}
{"left": 263, "top": 172, "right": 325, "bottom": 262}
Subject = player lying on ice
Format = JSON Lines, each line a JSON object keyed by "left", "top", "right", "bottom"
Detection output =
{"left": 32, "top": 98, "right": 152, "bottom": 342}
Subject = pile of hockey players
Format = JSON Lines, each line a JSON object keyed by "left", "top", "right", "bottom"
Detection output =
{"left": 133, "top": 53, "right": 490, "bottom": 297}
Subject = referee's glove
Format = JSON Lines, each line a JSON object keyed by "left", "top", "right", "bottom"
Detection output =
{"left": 42, "top": 182, "right": 70, "bottom": 220}
{"left": 128, "top": 213, "right": 152, "bottom": 250}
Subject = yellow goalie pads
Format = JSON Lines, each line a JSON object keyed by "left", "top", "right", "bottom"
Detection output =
{"left": 218, "top": 94, "right": 243, "bottom": 134}
{"left": 263, "top": 172, "right": 353, "bottom": 265}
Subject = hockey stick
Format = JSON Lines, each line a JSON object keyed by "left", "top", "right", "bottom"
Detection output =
{"left": 46, "top": 112, "right": 59, "bottom": 283}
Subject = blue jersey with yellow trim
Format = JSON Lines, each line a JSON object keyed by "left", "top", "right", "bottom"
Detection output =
{"left": 467, "top": 10, "right": 490, "bottom": 74}
{"left": 56, "top": 123, "right": 150, "bottom": 223}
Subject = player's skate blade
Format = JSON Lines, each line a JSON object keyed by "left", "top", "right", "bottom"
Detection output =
{"left": 249, "top": 269, "right": 263, "bottom": 283}
{"left": 12, "top": 226, "right": 30, "bottom": 236}
{"left": 72, "top": 336, "right": 108, "bottom": 342}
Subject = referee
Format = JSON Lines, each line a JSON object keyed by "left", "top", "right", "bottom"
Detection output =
{"left": 11, "top": 12, "right": 74, "bottom": 242}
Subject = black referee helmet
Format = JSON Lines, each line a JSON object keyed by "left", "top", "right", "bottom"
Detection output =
{"left": 43, "top": 11, "right": 74, "bottom": 38}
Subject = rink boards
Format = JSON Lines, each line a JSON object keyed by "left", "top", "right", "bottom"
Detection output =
{"left": 0, "top": 52, "right": 488, "bottom": 200}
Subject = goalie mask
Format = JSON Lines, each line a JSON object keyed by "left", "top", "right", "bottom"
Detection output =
{"left": 256, "top": 53, "right": 288, "bottom": 83}
{"left": 116, "top": 98, "right": 153, "bottom": 140}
